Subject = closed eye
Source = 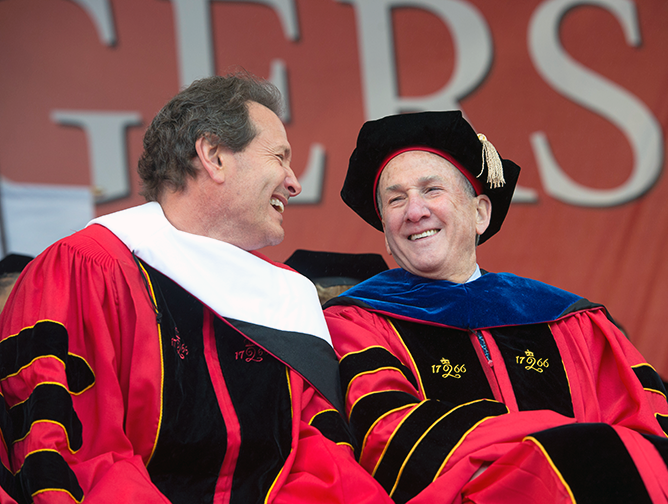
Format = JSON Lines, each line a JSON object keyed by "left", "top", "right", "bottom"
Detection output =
{"left": 387, "top": 195, "right": 405, "bottom": 205}
{"left": 424, "top": 186, "right": 444, "bottom": 195}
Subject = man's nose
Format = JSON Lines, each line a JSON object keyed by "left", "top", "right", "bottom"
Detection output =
{"left": 284, "top": 165, "right": 302, "bottom": 197}
{"left": 405, "top": 194, "right": 429, "bottom": 221}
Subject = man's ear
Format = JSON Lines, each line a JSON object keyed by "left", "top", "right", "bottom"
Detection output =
{"left": 382, "top": 220, "right": 393, "bottom": 257}
{"left": 475, "top": 194, "right": 492, "bottom": 236}
{"left": 195, "top": 136, "right": 226, "bottom": 183}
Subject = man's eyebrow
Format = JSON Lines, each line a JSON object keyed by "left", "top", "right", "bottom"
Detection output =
{"left": 417, "top": 175, "right": 444, "bottom": 185}
{"left": 383, "top": 183, "right": 402, "bottom": 193}
{"left": 383, "top": 175, "right": 443, "bottom": 193}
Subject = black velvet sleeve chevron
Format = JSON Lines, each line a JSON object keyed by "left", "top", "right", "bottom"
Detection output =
{"left": 373, "top": 399, "right": 508, "bottom": 504}
{"left": 339, "top": 346, "right": 419, "bottom": 393}
{"left": 309, "top": 409, "right": 357, "bottom": 449}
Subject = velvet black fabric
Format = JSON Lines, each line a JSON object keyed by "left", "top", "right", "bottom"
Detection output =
{"left": 18, "top": 451, "right": 84, "bottom": 503}
{"left": 0, "top": 254, "right": 33, "bottom": 275}
{"left": 339, "top": 346, "right": 419, "bottom": 391}
{"left": 348, "top": 391, "right": 419, "bottom": 453}
{"left": 230, "top": 319, "right": 345, "bottom": 415}
{"left": 375, "top": 399, "right": 508, "bottom": 504}
{"left": 327, "top": 269, "right": 585, "bottom": 330}
{"left": 309, "top": 409, "right": 356, "bottom": 447}
{"left": 285, "top": 249, "right": 388, "bottom": 286}
{"left": 529, "top": 424, "right": 652, "bottom": 504}
{"left": 340, "top": 111, "right": 521, "bottom": 244}
{"left": 0, "top": 320, "right": 95, "bottom": 395}
{"left": 388, "top": 320, "right": 495, "bottom": 403}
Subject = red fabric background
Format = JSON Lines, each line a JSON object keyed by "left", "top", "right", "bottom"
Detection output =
{"left": 1, "top": 0, "right": 667, "bottom": 376}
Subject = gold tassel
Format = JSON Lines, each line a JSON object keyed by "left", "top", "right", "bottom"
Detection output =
{"left": 476, "top": 133, "right": 505, "bottom": 189}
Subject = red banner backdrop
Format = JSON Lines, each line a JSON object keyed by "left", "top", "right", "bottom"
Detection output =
{"left": 2, "top": 0, "right": 668, "bottom": 375}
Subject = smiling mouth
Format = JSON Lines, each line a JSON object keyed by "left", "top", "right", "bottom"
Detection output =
{"left": 270, "top": 197, "right": 285, "bottom": 213}
{"left": 409, "top": 229, "right": 439, "bottom": 241}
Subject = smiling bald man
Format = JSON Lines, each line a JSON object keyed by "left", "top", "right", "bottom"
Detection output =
{"left": 325, "top": 111, "right": 668, "bottom": 504}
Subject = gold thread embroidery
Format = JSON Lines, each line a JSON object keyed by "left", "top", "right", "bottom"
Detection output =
{"left": 431, "top": 358, "right": 466, "bottom": 379}
{"left": 515, "top": 349, "right": 549, "bottom": 373}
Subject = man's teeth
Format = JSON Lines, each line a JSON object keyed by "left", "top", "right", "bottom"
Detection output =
{"left": 410, "top": 229, "right": 438, "bottom": 240}
{"left": 270, "top": 197, "right": 285, "bottom": 213}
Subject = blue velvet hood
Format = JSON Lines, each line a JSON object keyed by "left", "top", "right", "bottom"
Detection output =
{"left": 326, "top": 269, "right": 591, "bottom": 330}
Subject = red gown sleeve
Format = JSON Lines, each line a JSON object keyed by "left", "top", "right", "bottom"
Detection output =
{"left": 551, "top": 308, "right": 668, "bottom": 434}
{"left": 270, "top": 369, "right": 393, "bottom": 504}
{"left": 0, "top": 228, "right": 170, "bottom": 503}
{"left": 324, "top": 305, "right": 464, "bottom": 497}
{"left": 325, "top": 304, "right": 668, "bottom": 504}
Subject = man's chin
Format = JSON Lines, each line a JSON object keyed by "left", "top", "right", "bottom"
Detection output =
{"left": 257, "top": 229, "right": 285, "bottom": 250}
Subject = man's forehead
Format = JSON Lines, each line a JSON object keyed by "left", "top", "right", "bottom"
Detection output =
{"left": 247, "top": 101, "right": 291, "bottom": 151}
{"left": 383, "top": 174, "right": 445, "bottom": 192}
{"left": 247, "top": 101, "right": 282, "bottom": 132}
{"left": 381, "top": 152, "right": 459, "bottom": 184}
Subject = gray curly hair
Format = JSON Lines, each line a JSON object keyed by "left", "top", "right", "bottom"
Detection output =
{"left": 137, "top": 71, "right": 283, "bottom": 201}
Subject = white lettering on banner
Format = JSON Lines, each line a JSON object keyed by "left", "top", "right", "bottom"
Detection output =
{"left": 66, "top": 0, "right": 116, "bottom": 45}
{"left": 52, "top": 0, "right": 663, "bottom": 209}
{"left": 270, "top": 59, "right": 291, "bottom": 123}
{"left": 168, "top": 0, "right": 298, "bottom": 87}
{"left": 528, "top": 0, "right": 664, "bottom": 206}
{"left": 341, "top": 0, "right": 492, "bottom": 121}
{"left": 51, "top": 111, "right": 142, "bottom": 203}
{"left": 342, "top": 0, "right": 538, "bottom": 202}
{"left": 167, "top": 0, "right": 324, "bottom": 203}
{"left": 170, "top": 0, "right": 215, "bottom": 85}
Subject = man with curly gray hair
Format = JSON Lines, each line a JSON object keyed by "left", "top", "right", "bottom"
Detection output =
{"left": 0, "top": 72, "right": 391, "bottom": 504}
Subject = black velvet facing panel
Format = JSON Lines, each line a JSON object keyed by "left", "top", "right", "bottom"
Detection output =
{"left": 229, "top": 319, "right": 345, "bottom": 415}
{"left": 142, "top": 263, "right": 228, "bottom": 504}
{"left": 529, "top": 423, "right": 652, "bottom": 504}
{"left": 213, "top": 316, "right": 292, "bottom": 504}
{"left": 388, "top": 319, "right": 495, "bottom": 403}
{"left": 141, "top": 261, "right": 295, "bottom": 504}
{"left": 339, "top": 346, "right": 419, "bottom": 392}
{"left": 491, "top": 323, "right": 574, "bottom": 417}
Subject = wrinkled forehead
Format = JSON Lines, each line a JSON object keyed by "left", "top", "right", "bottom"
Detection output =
{"left": 374, "top": 147, "right": 482, "bottom": 197}
{"left": 379, "top": 151, "right": 454, "bottom": 185}
{"left": 374, "top": 149, "right": 479, "bottom": 215}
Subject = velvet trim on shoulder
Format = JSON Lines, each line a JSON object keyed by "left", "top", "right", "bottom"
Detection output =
{"left": 325, "top": 269, "right": 590, "bottom": 330}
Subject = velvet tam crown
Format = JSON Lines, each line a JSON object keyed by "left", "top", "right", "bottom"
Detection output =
{"left": 341, "top": 110, "right": 521, "bottom": 244}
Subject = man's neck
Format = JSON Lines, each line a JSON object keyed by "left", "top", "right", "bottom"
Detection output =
{"left": 159, "top": 184, "right": 223, "bottom": 242}
{"left": 466, "top": 264, "right": 482, "bottom": 283}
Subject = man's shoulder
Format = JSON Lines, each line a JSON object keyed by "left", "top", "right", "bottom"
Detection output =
{"left": 42, "top": 224, "right": 133, "bottom": 268}
{"left": 484, "top": 272, "right": 601, "bottom": 312}
{"left": 324, "top": 269, "right": 595, "bottom": 329}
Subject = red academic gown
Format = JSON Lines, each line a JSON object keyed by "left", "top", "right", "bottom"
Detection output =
{"left": 325, "top": 269, "right": 668, "bottom": 504}
{"left": 0, "top": 224, "right": 392, "bottom": 504}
